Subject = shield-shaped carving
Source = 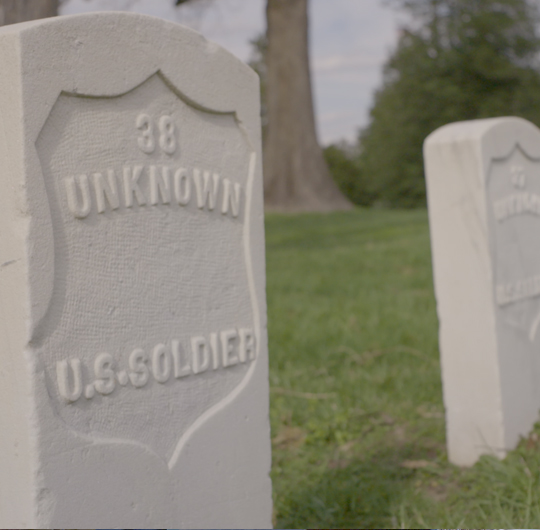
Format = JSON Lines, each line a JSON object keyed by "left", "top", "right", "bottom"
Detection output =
{"left": 34, "top": 72, "right": 258, "bottom": 463}
{"left": 488, "top": 148, "right": 540, "bottom": 337}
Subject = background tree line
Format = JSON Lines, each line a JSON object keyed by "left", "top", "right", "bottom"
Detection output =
{"left": 326, "top": 0, "right": 540, "bottom": 208}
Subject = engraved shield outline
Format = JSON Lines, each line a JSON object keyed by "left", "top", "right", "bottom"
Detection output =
{"left": 481, "top": 118, "right": 540, "bottom": 440}
{"left": 33, "top": 70, "right": 260, "bottom": 469}
{"left": 18, "top": 13, "right": 265, "bottom": 471}
{"left": 485, "top": 122, "right": 540, "bottom": 343}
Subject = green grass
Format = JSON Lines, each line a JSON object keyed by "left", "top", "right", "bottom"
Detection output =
{"left": 265, "top": 208, "right": 540, "bottom": 529}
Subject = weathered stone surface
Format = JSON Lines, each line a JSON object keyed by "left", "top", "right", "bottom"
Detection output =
{"left": 0, "top": 12, "right": 271, "bottom": 528}
{"left": 425, "top": 117, "right": 540, "bottom": 466}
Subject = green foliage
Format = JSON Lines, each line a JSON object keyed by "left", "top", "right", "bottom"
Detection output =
{"left": 267, "top": 209, "right": 540, "bottom": 528}
{"left": 360, "top": 0, "right": 540, "bottom": 207}
{"left": 323, "top": 143, "right": 375, "bottom": 206}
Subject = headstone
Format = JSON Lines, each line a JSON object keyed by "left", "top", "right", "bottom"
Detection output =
{"left": 424, "top": 117, "right": 540, "bottom": 466}
{"left": 0, "top": 12, "right": 271, "bottom": 528}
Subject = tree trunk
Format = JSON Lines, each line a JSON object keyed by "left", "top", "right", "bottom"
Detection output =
{"left": 264, "top": 0, "right": 351, "bottom": 212}
{"left": 0, "top": 0, "right": 58, "bottom": 26}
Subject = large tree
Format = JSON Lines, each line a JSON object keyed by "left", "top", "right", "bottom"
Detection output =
{"left": 263, "top": 0, "right": 351, "bottom": 212}
{"left": 359, "top": 0, "right": 540, "bottom": 208}
{"left": 0, "top": 0, "right": 58, "bottom": 25}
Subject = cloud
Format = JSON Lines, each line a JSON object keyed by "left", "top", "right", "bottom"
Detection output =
{"left": 320, "top": 111, "right": 350, "bottom": 123}
{"left": 314, "top": 53, "right": 386, "bottom": 73}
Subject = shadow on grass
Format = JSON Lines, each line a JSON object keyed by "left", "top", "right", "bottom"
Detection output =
{"left": 274, "top": 441, "right": 433, "bottom": 529}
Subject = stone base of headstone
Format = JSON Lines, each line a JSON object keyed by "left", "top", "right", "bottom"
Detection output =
{"left": 425, "top": 117, "right": 540, "bottom": 466}
{"left": 0, "top": 12, "right": 272, "bottom": 528}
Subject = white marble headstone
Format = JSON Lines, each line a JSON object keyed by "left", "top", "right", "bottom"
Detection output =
{"left": 424, "top": 117, "right": 540, "bottom": 466}
{"left": 0, "top": 12, "right": 271, "bottom": 528}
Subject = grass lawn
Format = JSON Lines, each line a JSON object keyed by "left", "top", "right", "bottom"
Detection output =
{"left": 265, "top": 208, "right": 540, "bottom": 529}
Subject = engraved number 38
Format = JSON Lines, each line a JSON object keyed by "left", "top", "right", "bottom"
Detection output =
{"left": 136, "top": 113, "right": 177, "bottom": 155}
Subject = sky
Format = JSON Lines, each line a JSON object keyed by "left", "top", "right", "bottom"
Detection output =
{"left": 60, "top": 0, "right": 403, "bottom": 145}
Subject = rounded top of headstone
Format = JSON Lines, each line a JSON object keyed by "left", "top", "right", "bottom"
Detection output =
{"left": 0, "top": 10, "right": 261, "bottom": 138}
{"left": 425, "top": 116, "right": 540, "bottom": 156}
{"left": 0, "top": 10, "right": 248, "bottom": 75}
